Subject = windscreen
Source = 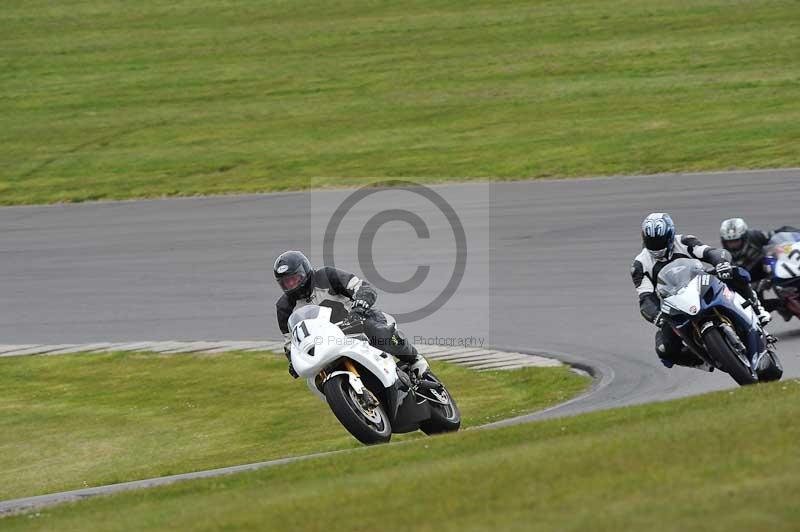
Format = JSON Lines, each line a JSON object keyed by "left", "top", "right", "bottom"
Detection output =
{"left": 288, "top": 305, "right": 324, "bottom": 330}
{"left": 656, "top": 258, "right": 705, "bottom": 298}
{"left": 768, "top": 232, "right": 800, "bottom": 248}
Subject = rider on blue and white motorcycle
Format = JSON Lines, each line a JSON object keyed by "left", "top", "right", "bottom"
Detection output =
{"left": 631, "top": 213, "right": 771, "bottom": 370}
{"left": 720, "top": 218, "right": 800, "bottom": 321}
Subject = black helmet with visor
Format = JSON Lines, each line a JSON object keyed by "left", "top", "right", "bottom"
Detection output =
{"left": 274, "top": 251, "right": 314, "bottom": 299}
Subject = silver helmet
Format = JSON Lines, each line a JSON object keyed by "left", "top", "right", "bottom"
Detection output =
{"left": 719, "top": 218, "right": 749, "bottom": 259}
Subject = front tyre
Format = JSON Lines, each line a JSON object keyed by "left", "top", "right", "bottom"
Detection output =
{"left": 702, "top": 328, "right": 757, "bottom": 386}
{"left": 323, "top": 374, "right": 392, "bottom": 445}
{"left": 419, "top": 373, "right": 461, "bottom": 435}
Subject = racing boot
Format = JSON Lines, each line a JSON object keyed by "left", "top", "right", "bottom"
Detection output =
{"left": 409, "top": 353, "right": 429, "bottom": 379}
{"left": 750, "top": 297, "right": 772, "bottom": 326}
{"left": 385, "top": 328, "right": 429, "bottom": 378}
{"left": 688, "top": 360, "right": 714, "bottom": 373}
{"left": 395, "top": 341, "right": 429, "bottom": 378}
{"left": 659, "top": 356, "right": 713, "bottom": 372}
{"left": 659, "top": 345, "right": 714, "bottom": 372}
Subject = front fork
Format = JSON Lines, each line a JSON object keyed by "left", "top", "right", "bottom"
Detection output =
{"left": 321, "top": 359, "right": 382, "bottom": 410}
{"left": 690, "top": 311, "right": 759, "bottom": 372}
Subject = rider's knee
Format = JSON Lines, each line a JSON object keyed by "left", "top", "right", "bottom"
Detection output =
{"left": 658, "top": 356, "right": 675, "bottom": 368}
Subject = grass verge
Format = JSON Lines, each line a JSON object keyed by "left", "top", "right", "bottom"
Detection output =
{"left": 4, "top": 379, "right": 799, "bottom": 531}
{"left": 2, "top": 0, "right": 799, "bottom": 205}
{"left": 0, "top": 350, "right": 587, "bottom": 500}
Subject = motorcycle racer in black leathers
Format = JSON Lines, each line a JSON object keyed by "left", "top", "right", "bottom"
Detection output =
{"left": 632, "top": 213, "right": 771, "bottom": 370}
{"left": 720, "top": 218, "right": 800, "bottom": 320}
{"left": 274, "top": 250, "right": 428, "bottom": 378}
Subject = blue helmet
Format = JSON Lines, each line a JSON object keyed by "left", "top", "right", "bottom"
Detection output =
{"left": 641, "top": 213, "right": 675, "bottom": 261}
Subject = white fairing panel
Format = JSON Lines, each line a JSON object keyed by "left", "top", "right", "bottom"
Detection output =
{"left": 288, "top": 306, "right": 399, "bottom": 392}
{"left": 662, "top": 276, "right": 702, "bottom": 316}
{"left": 774, "top": 242, "right": 800, "bottom": 280}
{"left": 731, "top": 291, "right": 758, "bottom": 327}
{"left": 662, "top": 277, "right": 758, "bottom": 328}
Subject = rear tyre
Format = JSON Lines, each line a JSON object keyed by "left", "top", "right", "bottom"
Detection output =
{"left": 702, "top": 328, "right": 757, "bottom": 386}
{"left": 324, "top": 374, "right": 392, "bottom": 445}
{"left": 419, "top": 373, "right": 461, "bottom": 435}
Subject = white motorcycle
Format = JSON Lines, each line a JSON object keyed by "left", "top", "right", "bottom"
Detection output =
{"left": 288, "top": 305, "right": 461, "bottom": 444}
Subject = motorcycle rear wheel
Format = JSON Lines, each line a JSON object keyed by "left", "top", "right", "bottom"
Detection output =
{"left": 324, "top": 374, "right": 392, "bottom": 445}
{"left": 702, "top": 328, "right": 757, "bottom": 386}
{"left": 757, "top": 351, "right": 783, "bottom": 382}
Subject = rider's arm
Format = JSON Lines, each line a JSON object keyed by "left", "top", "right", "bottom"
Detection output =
{"left": 631, "top": 259, "right": 660, "bottom": 323}
{"left": 751, "top": 230, "right": 770, "bottom": 247}
{"left": 276, "top": 295, "right": 293, "bottom": 358}
{"left": 682, "top": 235, "right": 731, "bottom": 266}
{"left": 277, "top": 295, "right": 293, "bottom": 335}
{"left": 323, "top": 267, "right": 377, "bottom": 307}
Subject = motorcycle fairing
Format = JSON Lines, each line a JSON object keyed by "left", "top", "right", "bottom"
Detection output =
{"left": 665, "top": 275, "right": 764, "bottom": 362}
{"left": 765, "top": 233, "right": 800, "bottom": 284}
{"left": 290, "top": 312, "right": 400, "bottom": 390}
{"left": 382, "top": 379, "right": 432, "bottom": 433}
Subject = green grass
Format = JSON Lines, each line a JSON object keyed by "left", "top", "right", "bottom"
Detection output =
{"left": 5, "top": 379, "right": 799, "bottom": 531}
{"left": 2, "top": 0, "right": 799, "bottom": 205}
{"left": 0, "top": 350, "right": 587, "bottom": 501}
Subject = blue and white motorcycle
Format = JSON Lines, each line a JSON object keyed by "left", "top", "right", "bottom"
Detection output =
{"left": 657, "top": 258, "right": 783, "bottom": 386}
{"left": 762, "top": 231, "right": 800, "bottom": 321}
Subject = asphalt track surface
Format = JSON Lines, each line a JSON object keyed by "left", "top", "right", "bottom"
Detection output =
{"left": 1, "top": 168, "right": 799, "bottom": 513}
{"left": 3, "top": 168, "right": 799, "bottom": 411}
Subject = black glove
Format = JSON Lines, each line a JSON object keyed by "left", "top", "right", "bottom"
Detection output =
{"left": 352, "top": 298, "right": 371, "bottom": 312}
{"left": 755, "top": 278, "right": 772, "bottom": 293}
{"left": 288, "top": 362, "right": 299, "bottom": 379}
{"left": 348, "top": 299, "right": 371, "bottom": 319}
{"left": 715, "top": 261, "right": 734, "bottom": 280}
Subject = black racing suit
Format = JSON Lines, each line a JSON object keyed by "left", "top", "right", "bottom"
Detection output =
{"left": 729, "top": 229, "right": 771, "bottom": 283}
{"left": 731, "top": 226, "right": 800, "bottom": 312}
{"left": 277, "top": 267, "right": 418, "bottom": 369}
{"left": 631, "top": 234, "right": 758, "bottom": 366}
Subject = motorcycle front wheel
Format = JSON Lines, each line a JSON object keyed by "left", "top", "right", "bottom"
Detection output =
{"left": 323, "top": 374, "right": 392, "bottom": 445}
{"left": 702, "top": 328, "right": 757, "bottom": 386}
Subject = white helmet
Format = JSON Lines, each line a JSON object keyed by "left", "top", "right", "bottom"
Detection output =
{"left": 719, "top": 218, "right": 749, "bottom": 259}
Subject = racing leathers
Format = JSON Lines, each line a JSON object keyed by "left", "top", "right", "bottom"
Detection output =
{"left": 277, "top": 267, "right": 420, "bottom": 376}
{"left": 731, "top": 226, "right": 800, "bottom": 317}
{"left": 631, "top": 234, "right": 765, "bottom": 368}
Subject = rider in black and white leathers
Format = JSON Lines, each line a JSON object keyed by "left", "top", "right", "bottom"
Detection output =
{"left": 632, "top": 215, "right": 770, "bottom": 368}
{"left": 276, "top": 266, "right": 375, "bottom": 337}
{"left": 274, "top": 253, "right": 425, "bottom": 378}
{"left": 720, "top": 218, "right": 800, "bottom": 284}
{"left": 632, "top": 235, "right": 735, "bottom": 322}
{"left": 720, "top": 218, "right": 800, "bottom": 320}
